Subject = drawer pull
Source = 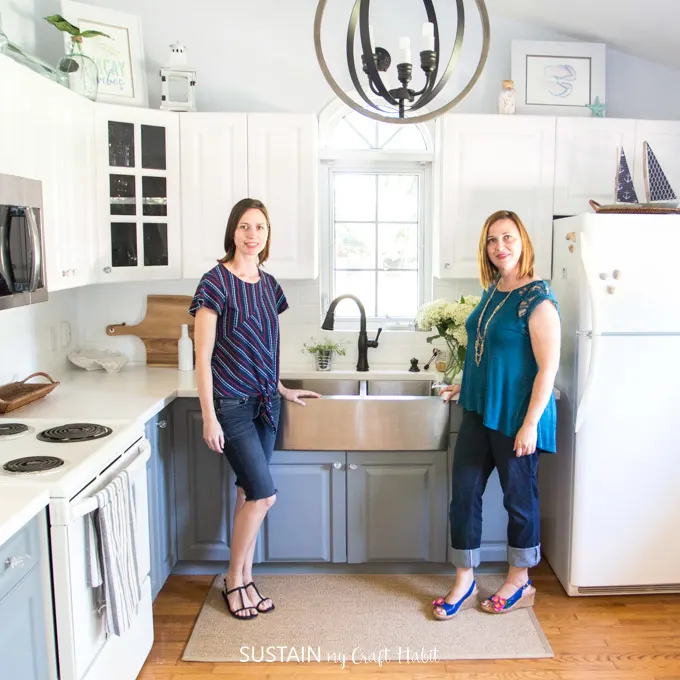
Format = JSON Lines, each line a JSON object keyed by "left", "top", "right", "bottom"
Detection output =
{"left": 5, "top": 555, "right": 28, "bottom": 569}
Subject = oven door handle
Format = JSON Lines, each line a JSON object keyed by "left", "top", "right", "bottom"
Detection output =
{"left": 69, "top": 440, "right": 151, "bottom": 521}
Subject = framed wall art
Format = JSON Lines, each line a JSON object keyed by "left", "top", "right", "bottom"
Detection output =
{"left": 60, "top": 0, "right": 148, "bottom": 107}
{"left": 511, "top": 40, "right": 605, "bottom": 116}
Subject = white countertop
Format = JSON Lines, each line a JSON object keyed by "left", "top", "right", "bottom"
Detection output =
{"left": 0, "top": 364, "right": 446, "bottom": 422}
{"left": 0, "top": 487, "right": 49, "bottom": 547}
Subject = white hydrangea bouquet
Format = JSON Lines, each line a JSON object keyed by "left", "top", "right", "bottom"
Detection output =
{"left": 416, "top": 295, "right": 481, "bottom": 384}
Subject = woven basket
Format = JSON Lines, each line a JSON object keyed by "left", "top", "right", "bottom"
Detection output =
{"left": 589, "top": 200, "right": 680, "bottom": 215}
{"left": 0, "top": 372, "right": 60, "bottom": 414}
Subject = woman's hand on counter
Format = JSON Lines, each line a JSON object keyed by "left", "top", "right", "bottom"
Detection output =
{"left": 203, "top": 417, "right": 224, "bottom": 453}
{"left": 438, "top": 383, "right": 461, "bottom": 403}
{"left": 279, "top": 386, "right": 321, "bottom": 406}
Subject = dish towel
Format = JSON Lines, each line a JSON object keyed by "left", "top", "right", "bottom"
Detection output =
{"left": 86, "top": 469, "right": 142, "bottom": 636}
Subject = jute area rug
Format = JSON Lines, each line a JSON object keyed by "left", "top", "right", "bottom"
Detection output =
{"left": 182, "top": 573, "right": 553, "bottom": 664}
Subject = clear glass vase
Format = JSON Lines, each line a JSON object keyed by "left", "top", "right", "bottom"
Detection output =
{"left": 442, "top": 341, "right": 464, "bottom": 385}
{"left": 314, "top": 350, "right": 334, "bottom": 372}
{"left": 58, "top": 40, "right": 98, "bottom": 101}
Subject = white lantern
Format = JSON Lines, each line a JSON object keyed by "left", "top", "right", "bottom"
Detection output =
{"left": 160, "top": 42, "right": 196, "bottom": 112}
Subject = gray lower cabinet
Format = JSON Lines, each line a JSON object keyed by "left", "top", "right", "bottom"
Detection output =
{"left": 173, "top": 398, "right": 450, "bottom": 564}
{"left": 0, "top": 512, "right": 56, "bottom": 680}
{"left": 174, "top": 399, "right": 235, "bottom": 561}
{"left": 346, "top": 450, "right": 448, "bottom": 563}
{"left": 260, "top": 451, "right": 347, "bottom": 563}
{"left": 448, "top": 405, "right": 509, "bottom": 563}
{"left": 146, "top": 405, "right": 178, "bottom": 600}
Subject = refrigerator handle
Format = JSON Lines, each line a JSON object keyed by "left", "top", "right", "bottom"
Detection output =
{"left": 575, "top": 233, "right": 601, "bottom": 433}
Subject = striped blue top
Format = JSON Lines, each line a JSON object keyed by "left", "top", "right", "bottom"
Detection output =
{"left": 189, "top": 264, "right": 289, "bottom": 430}
{"left": 458, "top": 280, "right": 559, "bottom": 453}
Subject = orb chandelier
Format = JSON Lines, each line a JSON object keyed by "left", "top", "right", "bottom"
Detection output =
{"left": 313, "top": 0, "right": 491, "bottom": 124}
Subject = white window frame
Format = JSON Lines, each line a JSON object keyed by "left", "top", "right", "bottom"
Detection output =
{"left": 319, "top": 101, "right": 434, "bottom": 331}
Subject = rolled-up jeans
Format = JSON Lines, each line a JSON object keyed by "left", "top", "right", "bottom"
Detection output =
{"left": 214, "top": 393, "right": 281, "bottom": 501}
{"left": 450, "top": 409, "right": 541, "bottom": 569}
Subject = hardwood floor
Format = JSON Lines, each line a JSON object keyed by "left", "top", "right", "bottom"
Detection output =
{"left": 139, "top": 563, "right": 680, "bottom": 679}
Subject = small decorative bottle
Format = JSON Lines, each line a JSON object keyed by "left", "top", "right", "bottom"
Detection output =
{"left": 498, "top": 79, "right": 516, "bottom": 115}
{"left": 178, "top": 324, "right": 194, "bottom": 371}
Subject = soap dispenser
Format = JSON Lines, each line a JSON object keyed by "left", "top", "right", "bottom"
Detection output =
{"left": 178, "top": 324, "right": 194, "bottom": 371}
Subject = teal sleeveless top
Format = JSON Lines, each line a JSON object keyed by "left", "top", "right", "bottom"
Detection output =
{"left": 458, "top": 280, "right": 559, "bottom": 453}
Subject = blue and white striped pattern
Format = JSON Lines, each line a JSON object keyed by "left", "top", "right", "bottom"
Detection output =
{"left": 189, "top": 265, "right": 288, "bottom": 429}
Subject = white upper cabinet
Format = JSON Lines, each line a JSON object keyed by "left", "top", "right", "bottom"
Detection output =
{"left": 437, "top": 114, "right": 556, "bottom": 280}
{"left": 633, "top": 120, "right": 680, "bottom": 203}
{"left": 0, "top": 56, "right": 95, "bottom": 292}
{"left": 554, "top": 118, "right": 637, "bottom": 215}
{"left": 179, "top": 113, "right": 248, "bottom": 279}
{"left": 43, "top": 86, "right": 96, "bottom": 291}
{"left": 180, "top": 113, "right": 318, "bottom": 280}
{"left": 247, "top": 113, "right": 319, "bottom": 280}
{"left": 94, "top": 105, "right": 181, "bottom": 282}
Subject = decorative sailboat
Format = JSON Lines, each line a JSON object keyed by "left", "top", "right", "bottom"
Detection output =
{"left": 590, "top": 144, "right": 680, "bottom": 213}
{"left": 642, "top": 141, "right": 678, "bottom": 208}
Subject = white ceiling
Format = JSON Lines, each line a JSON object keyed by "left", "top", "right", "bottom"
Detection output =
{"left": 488, "top": 0, "right": 680, "bottom": 70}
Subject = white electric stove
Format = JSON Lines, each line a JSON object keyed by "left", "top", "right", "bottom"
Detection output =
{"left": 0, "top": 416, "right": 153, "bottom": 680}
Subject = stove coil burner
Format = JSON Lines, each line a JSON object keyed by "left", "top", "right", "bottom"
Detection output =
{"left": 3, "top": 456, "right": 65, "bottom": 474}
{"left": 37, "top": 423, "right": 113, "bottom": 443}
{"left": 0, "top": 423, "right": 29, "bottom": 437}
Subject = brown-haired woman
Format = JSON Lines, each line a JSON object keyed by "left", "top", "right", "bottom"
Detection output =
{"left": 190, "top": 198, "right": 319, "bottom": 620}
{"left": 432, "top": 210, "right": 561, "bottom": 619}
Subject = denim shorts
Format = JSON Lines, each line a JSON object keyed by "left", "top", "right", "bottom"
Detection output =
{"left": 214, "top": 393, "right": 281, "bottom": 501}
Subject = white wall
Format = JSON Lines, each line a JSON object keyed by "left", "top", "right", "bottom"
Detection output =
{"left": 3, "top": 0, "right": 680, "bottom": 119}
{"left": 0, "top": 290, "right": 77, "bottom": 385}
{"left": 74, "top": 277, "right": 480, "bottom": 370}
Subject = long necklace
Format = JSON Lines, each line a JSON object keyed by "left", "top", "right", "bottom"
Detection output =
{"left": 473, "top": 281, "right": 512, "bottom": 366}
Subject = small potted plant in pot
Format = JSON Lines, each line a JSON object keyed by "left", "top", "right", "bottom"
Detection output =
{"left": 302, "top": 336, "right": 348, "bottom": 371}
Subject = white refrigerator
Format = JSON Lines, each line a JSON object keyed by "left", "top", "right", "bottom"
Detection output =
{"left": 540, "top": 213, "right": 680, "bottom": 596}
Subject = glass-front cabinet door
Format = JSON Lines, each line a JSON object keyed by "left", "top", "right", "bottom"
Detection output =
{"left": 95, "top": 105, "right": 181, "bottom": 281}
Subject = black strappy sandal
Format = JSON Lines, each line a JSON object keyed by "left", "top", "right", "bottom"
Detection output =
{"left": 245, "top": 581, "right": 275, "bottom": 613}
{"left": 222, "top": 584, "right": 258, "bottom": 620}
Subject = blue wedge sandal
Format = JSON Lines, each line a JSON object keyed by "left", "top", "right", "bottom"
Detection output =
{"left": 432, "top": 580, "right": 478, "bottom": 620}
{"left": 480, "top": 580, "right": 535, "bottom": 614}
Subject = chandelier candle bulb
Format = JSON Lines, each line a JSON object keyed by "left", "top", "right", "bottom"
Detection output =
{"left": 422, "top": 22, "right": 435, "bottom": 51}
{"left": 399, "top": 36, "right": 412, "bottom": 64}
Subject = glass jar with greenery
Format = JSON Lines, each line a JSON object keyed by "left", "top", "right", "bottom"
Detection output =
{"left": 302, "top": 337, "right": 349, "bottom": 371}
{"left": 44, "top": 14, "right": 110, "bottom": 101}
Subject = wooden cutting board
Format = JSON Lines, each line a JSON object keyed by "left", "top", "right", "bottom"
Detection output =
{"left": 106, "top": 295, "right": 195, "bottom": 367}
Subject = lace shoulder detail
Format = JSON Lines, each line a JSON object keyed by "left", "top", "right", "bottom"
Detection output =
{"left": 517, "top": 281, "right": 555, "bottom": 320}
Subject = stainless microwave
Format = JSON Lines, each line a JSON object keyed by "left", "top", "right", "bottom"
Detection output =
{"left": 0, "top": 173, "right": 48, "bottom": 311}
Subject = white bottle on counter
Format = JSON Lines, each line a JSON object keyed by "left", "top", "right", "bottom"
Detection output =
{"left": 178, "top": 324, "right": 194, "bottom": 371}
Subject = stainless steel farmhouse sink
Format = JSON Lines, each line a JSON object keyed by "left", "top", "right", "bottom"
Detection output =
{"left": 276, "top": 378, "right": 448, "bottom": 451}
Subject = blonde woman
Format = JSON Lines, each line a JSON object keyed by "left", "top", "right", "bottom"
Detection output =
{"left": 432, "top": 210, "right": 560, "bottom": 619}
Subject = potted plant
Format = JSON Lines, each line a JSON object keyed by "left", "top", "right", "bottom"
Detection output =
{"left": 302, "top": 336, "right": 349, "bottom": 372}
{"left": 44, "top": 14, "right": 110, "bottom": 101}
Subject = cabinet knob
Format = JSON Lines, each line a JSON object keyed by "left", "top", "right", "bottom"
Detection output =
{"left": 103, "top": 266, "right": 112, "bottom": 274}
{"left": 606, "top": 285, "right": 616, "bottom": 295}
{"left": 348, "top": 463, "right": 358, "bottom": 471}
{"left": 612, "top": 269, "right": 622, "bottom": 280}
{"left": 157, "top": 420, "right": 168, "bottom": 429}
{"left": 5, "top": 555, "right": 27, "bottom": 569}
{"left": 443, "top": 262, "right": 451, "bottom": 269}
{"left": 566, "top": 232, "right": 576, "bottom": 242}
{"left": 62, "top": 270, "right": 67, "bottom": 277}
{"left": 332, "top": 462, "right": 343, "bottom": 470}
